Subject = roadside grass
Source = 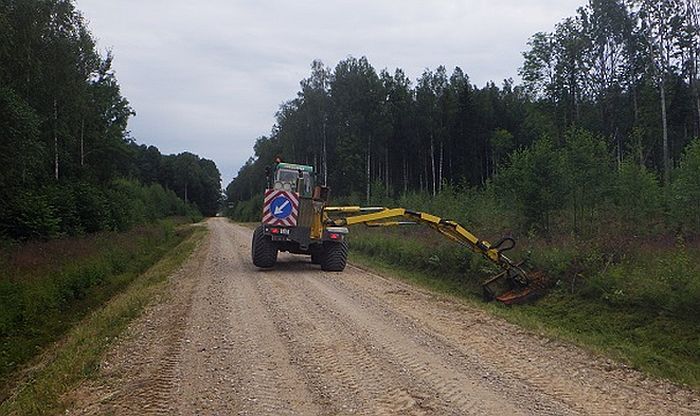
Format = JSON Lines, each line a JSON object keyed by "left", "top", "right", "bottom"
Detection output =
{"left": 0, "top": 220, "right": 206, "bottom": 415}
{"left": 348, "top": 227, "right": 700, "bottom": 389}
{"left": 0, "top": 219, "right": 186, "bottom": 384}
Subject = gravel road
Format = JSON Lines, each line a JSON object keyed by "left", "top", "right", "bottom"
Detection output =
{"left": 68, "top": 218, "right": 699, "bottom": 415}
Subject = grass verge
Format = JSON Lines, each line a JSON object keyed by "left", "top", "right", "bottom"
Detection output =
{"left": 348, "top": 228, "right": 700, "bottom": 389}
{"left": 0, "top": 220, "right": 193, "bottom": 384}
{"left": 0, "top": 223, "right": 206, "bottom": 415}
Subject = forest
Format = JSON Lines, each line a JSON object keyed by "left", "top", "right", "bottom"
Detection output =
{"left": 224, "top": 0, "right": 700, "bottom": 386}
{"left": 0, "top": 0, "right": 222, "bottom": 240}
{"left": 226, "top": 0, "right": 700, "bottom": 236}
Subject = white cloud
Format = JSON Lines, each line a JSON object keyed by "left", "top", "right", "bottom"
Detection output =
{"left": 75, "top": 0, "right": 583, "bottom": 182}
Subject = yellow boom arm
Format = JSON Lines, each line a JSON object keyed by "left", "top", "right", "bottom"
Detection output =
{"left": 324, "top": 206, "right": 539, "bottom": 303}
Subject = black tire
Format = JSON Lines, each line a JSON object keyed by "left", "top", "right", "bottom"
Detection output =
{"left": 310, "top": 250, "right": 323, "bottom": 265}
{"left": 252, "top": 225, "right": 277, "bottom": 268}
{"left": 320, "top": 241, "right": 348, "bottom": 272}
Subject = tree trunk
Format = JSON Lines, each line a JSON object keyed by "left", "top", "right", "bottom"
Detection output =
{"left": 366, "top": 135, "right": 371, "bottom": 204}
{"left": 438, "top": 141, "right": 443, "bottom": 192}
{"left": 696, "top": 91, "right": 700, "bottom": 138}
{"left": 430, "top": 135, "right": 436, "bottom": 196}
{"left": 385, "top": 149, "right": 389, "bottom": 197}
{"left": 80, "top": 118, "right": 85, "bottom": 167}
{"left": 403, "top": 155, "right": 408, "bottom": 194}
{"left": 632, "top": 83, "right": 639, "bottom": 125}
{"left": 661, "top": 81, "right": 670, "bottom": 186}
{"left": 54, "top": 134, "right": 59, "bottom": 180}
{"left": 448, "top": 149, "right": 452, "bottom": 183}
{"left": 573, "top": 191, "right": 578, "bottom": 234}
{"left": 615, "top": 130, "right": 622, "bottom": 170}
{"left": 53, "top": 98, "right": 59, "bottom": 180}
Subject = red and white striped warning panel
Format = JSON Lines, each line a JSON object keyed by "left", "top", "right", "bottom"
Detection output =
{"left": 262, "top": 189, "right": 299, "bottom": 226}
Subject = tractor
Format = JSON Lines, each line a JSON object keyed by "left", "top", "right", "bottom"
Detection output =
{"left": 251, "top": 161, "right": 349, "bottom": 272}
{"left": 251, "top": 161, "right": 545, "bottom": 304}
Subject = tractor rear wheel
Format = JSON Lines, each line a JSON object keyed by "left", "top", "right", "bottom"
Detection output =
{"left": 252, "top": 225, "right": 277, "bottom": 268}
{"left": 310, "top": 250, "right": 323, "bottom": 265}
{"left": 320, "top": 241, "right": 348, "bottom": 272}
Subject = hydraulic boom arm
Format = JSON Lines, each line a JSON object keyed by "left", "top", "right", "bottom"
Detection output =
{"left": 324, "top": 206, "right": 543, "bottom": 304}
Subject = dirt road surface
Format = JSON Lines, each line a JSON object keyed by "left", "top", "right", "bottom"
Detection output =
{"left": 68, "top": 218, "right": 699, "bottom": 415}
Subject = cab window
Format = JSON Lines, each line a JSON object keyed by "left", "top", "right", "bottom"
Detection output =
{"left": 274, "top": 168, "right": 312, "bottom": 197}
{"left": 301, "top": 172, "right": 312, "bottom": 197}
{"left": 276, "top": 169, "right": 297, "bottom": 184}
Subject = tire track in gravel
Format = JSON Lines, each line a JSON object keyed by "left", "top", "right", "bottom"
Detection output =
{"left": 257, "top": 273, "right": 514, "bottom": 416}
{"left": 318, "top": 264, "right": 700, "bottom": 416}
{"left": 66, "top": 219, "right": 700, "bottom": 415}
{"left": 227, "top": 224, "right": 568, "bottom": 416}
{"left": 301, "top": 275, "right": 577, "bottom": 416}
{"left": 252, "top": 270, "right": 434, "bottom": 415}
{"left": 173, "top": 218, "right": 319, "bottom": 416}
{"left": 68, "top": 220, "right": 319, "bottom": 416}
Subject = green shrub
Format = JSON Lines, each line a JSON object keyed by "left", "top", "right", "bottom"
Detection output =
{"left": 0, "top": 179, "right": 200, "bottom": 241}
{"left": 560, "top": 129, "right": 615, "bottom": 233}
{"left": 0, "top": 190, "right": 60, "bottom": 239}
{"left": 106, "top": 179, "right": 148, "bottom": 231}
{"left": 73, "top": 182, "right": 110, "bottom": 233}
{"left": 44, "top": 184, "right": 82, "bottom": 236}
{"left": 495, "top": 137, "right": 565, "bottom": 233}
{"left": 228, "top": 195, "right": 262, "bottom": 222}
{"left": 613, "top": 161, "right": 663, "bottom": 233}
{"left": 671, "top": 139, "right": 700, "bottom": 233}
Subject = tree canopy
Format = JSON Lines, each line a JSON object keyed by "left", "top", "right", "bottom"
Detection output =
{"left": 226, "top": 0, "right": 700, "bottom": 235}
{"left": 0, "top": 0, "right": 222, "bottom": 239}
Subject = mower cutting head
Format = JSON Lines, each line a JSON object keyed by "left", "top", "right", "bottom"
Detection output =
{"left": 482, "top": 262, "right": 547, "bottom": 305}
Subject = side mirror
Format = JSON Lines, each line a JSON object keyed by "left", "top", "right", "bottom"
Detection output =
{"left": 319, "top": 186, "right": 331, "bottom": 202}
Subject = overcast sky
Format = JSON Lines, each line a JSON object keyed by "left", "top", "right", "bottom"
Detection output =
{"left": 74, "top": 0, "right": 583, "bottom": 184}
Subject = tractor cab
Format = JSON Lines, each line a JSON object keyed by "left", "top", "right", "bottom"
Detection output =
{"left": 269, "top": 162, "right": 314, "bottom": 198}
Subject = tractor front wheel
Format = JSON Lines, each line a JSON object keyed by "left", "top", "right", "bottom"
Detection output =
{"left": 252, "top": 225, "right": 278, "bottom": 268}
{"left": 320, "top": 241, "right": 348, "bottom": 272}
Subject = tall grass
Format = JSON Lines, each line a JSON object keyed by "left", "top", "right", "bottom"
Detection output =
{"left": 0, "top": 219, "right": 193, "bottom": 395}
{"left": 0, "top": 224, "right": 206, "bottom": 416}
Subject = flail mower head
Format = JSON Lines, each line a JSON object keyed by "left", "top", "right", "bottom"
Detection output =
{"left": 481, "top": 260, "right": 548, "bottom": 305}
